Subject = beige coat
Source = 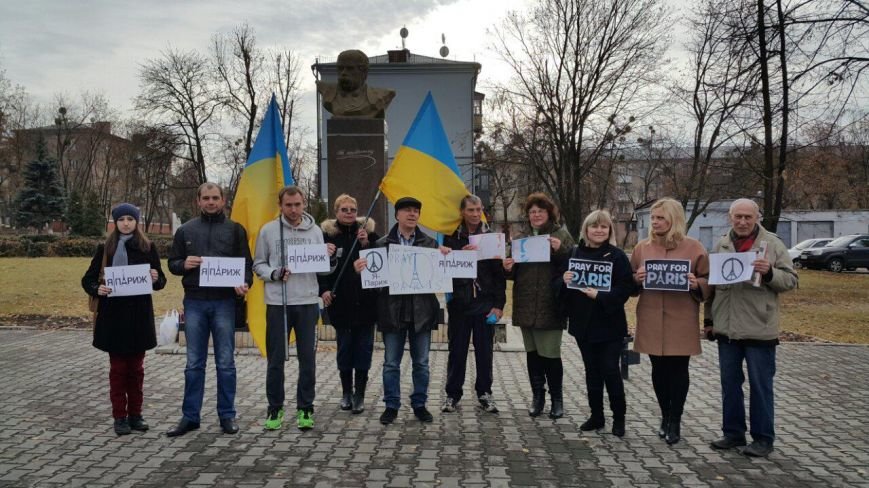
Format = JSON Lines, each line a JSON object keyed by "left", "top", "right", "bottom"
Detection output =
{"left": 631, "top": 237, "right": 710, "bottom": 356}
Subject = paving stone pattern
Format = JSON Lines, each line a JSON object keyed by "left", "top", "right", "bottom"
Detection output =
{"left": 0, "top": 329, "right": 867, "bottom": 487}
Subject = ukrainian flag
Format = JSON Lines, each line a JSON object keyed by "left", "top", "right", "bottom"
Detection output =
{"left": 380, "top": 92, "right": 471, "bottom": 234}
{"left": 231, "top": 94, "right": 292, "bottom": 356}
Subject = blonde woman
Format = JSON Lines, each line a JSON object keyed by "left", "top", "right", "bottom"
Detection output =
{"left": 631, "top": 198, "right": 709, "bottom": 445}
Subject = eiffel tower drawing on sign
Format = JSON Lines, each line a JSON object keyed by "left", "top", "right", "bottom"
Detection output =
{"left": 409, "top": 253, "right": 424, "bottom": 289}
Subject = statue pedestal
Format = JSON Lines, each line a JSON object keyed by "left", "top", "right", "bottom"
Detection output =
{"left": 326, "top": 118, "right": 388, "bottom": 235}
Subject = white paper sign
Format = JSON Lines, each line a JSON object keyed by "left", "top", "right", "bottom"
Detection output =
{"left": 709, "top": 252, "right": 756, "bottom": 285}
{"left": 469, "top": 233, "right": 506, "bottom": 260}
{"left": 512, "top": 235, "right": 551, "bottom": 263}
{"left": 105, "top": 264, "right": 153, "bottom": 297}
{"left": 360, "top": 248, "right": 388, "bottom": 289}
{"left": 387, "top": 245, "right": 451, "bottom": 295}
{"left": 200, "top": 257, "right": 245, "bottom": 287}
{"left": 286, "top": 244, "right": 330, "bottom": 273}
{"left": 439, "top": 250, "right": 478, "bottom": 279}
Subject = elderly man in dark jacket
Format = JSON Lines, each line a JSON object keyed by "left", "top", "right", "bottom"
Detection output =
{"left": 441, "top": 195, "right": 506, "bottom": 414}
{"left": 354, "top": 197, "right": 448, "bottom": 425}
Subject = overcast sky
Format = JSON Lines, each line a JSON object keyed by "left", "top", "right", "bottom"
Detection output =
{"left": 0, "top": 0, "right": 692, "bottom": 129}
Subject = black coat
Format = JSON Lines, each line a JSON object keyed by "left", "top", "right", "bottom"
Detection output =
{"left": 374, "top": 224, "right": 440, "bottom": 333}
{"left": 318, "top": 218, "right": 380, "bottom": 329}
{"left": 443, "top": 223, "right": 506, "bottom": 317}
{"left": 558, "top": 241, "right": 633, "bottom": 345}
{"left": 82, "top": 239, "right": 167, "bottom": 354}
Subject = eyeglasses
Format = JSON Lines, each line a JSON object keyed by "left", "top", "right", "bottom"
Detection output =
{"left": 339, "top": 208, "right": 358, "bottom": 213}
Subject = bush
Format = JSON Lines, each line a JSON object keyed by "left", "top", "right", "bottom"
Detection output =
{"left": 25, "top": 241, "right": 50, "bottom": 257}
{"left": 0, "top": 238, "right": 26, "bottom": 257}
{"left": 21, "top": 234, "right": 60, "bottom": 243}
{"left": 149, "top": 235, "right": 174, "bottom": 257}
{"left": 48, "top": 238, "right": 99, "bottom": 257}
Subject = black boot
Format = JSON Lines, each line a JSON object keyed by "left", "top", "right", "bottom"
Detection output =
{"left": 610, "top": 395, "right": 626, "bottom": 437}
{"left": 352, "top": 370, "right": 367, "bottom": 414}
{"left": 546, "top": 357, "right": 564, "bottom": 419}
{"left": 665, "top": 413, "right": 682, "bottom": 445}
{"left": 339, "top": 370, "right": 353, "bottom": 411}
{"left": 527, "top": 352, "right": 546, "bottom": 417}
{"left": 657, "top": 409, "right": 669, "bottom": 438}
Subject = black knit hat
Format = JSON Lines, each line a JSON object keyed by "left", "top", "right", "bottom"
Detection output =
{"left": 111, "top": 203, "right": 140, "bottom": 223}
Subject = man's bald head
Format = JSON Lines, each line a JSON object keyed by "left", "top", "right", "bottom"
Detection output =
{"left": 729, "top": 198, "right": 761, "bottom": 237}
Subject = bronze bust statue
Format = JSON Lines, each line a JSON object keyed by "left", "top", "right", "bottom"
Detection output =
{"left": 317, "top": 50, "right": 396, "bottom": 119}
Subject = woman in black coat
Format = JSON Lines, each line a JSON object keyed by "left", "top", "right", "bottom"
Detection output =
{"left": 81, "top": 203, "right": 166, "bottom": 435}
{"left": 318, "top": 194, "right": 380, "bottom": 414}
{"left": 559, "top": 210, "right": 634, "bottom": 437}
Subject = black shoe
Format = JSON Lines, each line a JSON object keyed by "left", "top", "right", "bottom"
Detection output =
{"left": 114, "top": 418, "right": 131, "bottom": 436}
{"left": 657, "top": 414, "right": 669, "bottom": 438}
{"left": 413, "top": 406, "right": 434, "bottom": 422}
{"left": 612, "top": 417, "right": 625, "bottom": 438}
{"left": 529, "top": 389, "right": 546, "bottom": 417}
{"left": 128, "top": 415, "right": 149, "bottom": 432}
{"left": 351, "top": 390, "right": 366, "bottom": 414}
{"left": 379, "top": 407, "right": 398, "bottom": 425}
{"left": 579, "top": 416, "right": 605, "bottom": 431}
{"left": 665, "top": 414, "right": 681, "bottom": 445}
{"left": 340, "top": 392, "right": 353, "bottom": 411}
{"left": 219, "top": 417, "right": 239, "bottom": 435}
{"left": 743, "top": 440, "right": 773, "bottom": 457}
{"left": 548, "top": 399, "right": 564, "bottom": 419}
{"left": 711, "top": 436, "right": 747, "bottom": 450}
{"left": 477, "top": 393, "right": 499, "bottom": 414}
{"left": 441, "top": 397, "right": 457, "bottom": 413}
{"left": 166, "top": 418, "right": 200, "bottom": 437}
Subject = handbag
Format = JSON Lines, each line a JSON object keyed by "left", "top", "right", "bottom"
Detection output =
{"left": 88, "top": 247, "right": 108, "bottom": 323}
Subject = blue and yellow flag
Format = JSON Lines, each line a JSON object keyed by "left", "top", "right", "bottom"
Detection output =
{"left": 231, "top": 94, "right": 292, "bottom": 356}
{"left": 379, "top": 92, "right": 471, "bottom": 234}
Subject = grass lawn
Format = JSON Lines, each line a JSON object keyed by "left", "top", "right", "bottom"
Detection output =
{"left": 1, "top": 258, "right": 867, "bottom": 343}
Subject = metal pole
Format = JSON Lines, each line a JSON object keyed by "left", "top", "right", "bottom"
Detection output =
{"left": 279, "top": 216, "right": 289, "bottom": 362}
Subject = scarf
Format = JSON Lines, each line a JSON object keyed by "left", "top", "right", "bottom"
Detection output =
{"left": 112, "top": 234, "right": 134, "bottom": 267}
{"left": 730, "top": 225, "right": 760, "bottom": 252}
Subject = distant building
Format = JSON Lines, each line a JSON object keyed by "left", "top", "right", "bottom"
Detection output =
{"left": 313, "top": 49, "right": 482, "bottom": 223}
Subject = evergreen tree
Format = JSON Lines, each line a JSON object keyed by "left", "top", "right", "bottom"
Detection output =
{"left": 66, "top": 189, "right": 105, "bottom": 236}
{"left": 14, "top": 137, "right": 66, "bottom": 231}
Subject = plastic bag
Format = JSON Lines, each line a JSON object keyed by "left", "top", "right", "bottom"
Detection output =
{"left": 158, "top": 309, "right": 180, "bottom": 346}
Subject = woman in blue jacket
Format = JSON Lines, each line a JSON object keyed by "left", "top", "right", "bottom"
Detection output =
{"left": 559, "top": 210, "right": 634, "bottom": 437}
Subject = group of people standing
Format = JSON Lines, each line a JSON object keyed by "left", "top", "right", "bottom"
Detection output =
{"left": 83, "top": 184, "right": 796, "bottom": 458}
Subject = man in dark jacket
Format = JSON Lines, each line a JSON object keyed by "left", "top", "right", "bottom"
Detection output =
{"left": 441, "top": 195, "right": 506, "bottom": 414}
{"left": 353, "top": 197, "right": 446, "bottom": 425}
{"left": 166, "top": 183, "right": 253, "bottom": 437}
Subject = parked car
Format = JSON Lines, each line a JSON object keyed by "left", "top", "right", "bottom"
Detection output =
{"left": 799, "top": 234, "right": 869, "bottom": 272}
{"left": 788, "top": 238, "right": 833, "bottom": 268}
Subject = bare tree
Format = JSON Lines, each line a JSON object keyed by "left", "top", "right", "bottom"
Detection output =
{"left": 213, "top": 23, "right": 262, "bottom": 160}
{"left": 269, "top": 48, "right": 303, "bottom": 153}
{"left": 490, "top": 0, "right": 669, "bottom": 233}
{"left": 136, "top": 48, "right": 221, "bottom": 185}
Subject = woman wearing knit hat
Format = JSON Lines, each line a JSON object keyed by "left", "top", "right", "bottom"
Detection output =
{"left": 81, "top": 203, "right": 167, "bottom": 435}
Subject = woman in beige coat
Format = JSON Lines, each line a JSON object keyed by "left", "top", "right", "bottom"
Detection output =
{"left": 631, "top": 198, "right": 709, "bottom": 445}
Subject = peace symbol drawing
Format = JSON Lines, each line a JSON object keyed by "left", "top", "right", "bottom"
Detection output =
{"left": 366, "top": 251, "right": 384, "bottom": 273}
{"left": 721, "top": 257, "right": 744, "bottom": 281}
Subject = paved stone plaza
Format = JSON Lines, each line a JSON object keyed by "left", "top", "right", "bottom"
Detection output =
{"left": 0, "top": 328, "right": 867, "bottom": 488}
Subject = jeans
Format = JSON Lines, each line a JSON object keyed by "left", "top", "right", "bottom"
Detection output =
{"left": 181, "top": 298, "right": 237, "bottom": 423}
{"left": 718, "top": 341, "right": 777, "bottom": 444}
{"left": 445, "top": 311, "right": 494, "bottom": 401}
{"left": 335, "top": 324, "right": 375, "bottom": 372}
{"left": 266, "top": 304, "right": 319, "bottom": 410}
{"left": 578, "top": 339, "right": 625, "bottom": 418}
{"left": 382, "top": 327, "right": 431, "bottom": 409}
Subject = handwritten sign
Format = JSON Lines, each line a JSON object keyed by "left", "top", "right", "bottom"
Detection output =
{"left": 387, "top": 245, "right": 450, "bottom": 295}
{"left": 643, "top": 259, "right": 691, "bottom": 291}
{"left": 200, "top": 257, "right": 245, "bottom": 287}
{"left": 469, "top": 233, "right": 506, "bottom": 260}
{"left": 105, "top": 264, "right": 152, "bottom": 297}
{"left": 567, "top": 259, "right": 613, "bottom": 292}
{"left": 360, "top": 248, "right": 388, "bottom": 289}
{"left": 512, "top": 235, "right": 551, "bottom": 263}
{"left": 709, "top": 252, "right": 755, "bottom": 285}
{"left": 439, "top": 250, "right": 478, "bottom": 279}
{"left": 286, "top": 244, "right": 330, "bottom": 273}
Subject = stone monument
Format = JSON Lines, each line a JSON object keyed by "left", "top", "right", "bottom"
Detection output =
{"left": 318, "top": 50, "right": 395, "bottom": 234}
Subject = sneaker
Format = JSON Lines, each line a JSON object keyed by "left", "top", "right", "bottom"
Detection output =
{"left": 441, "top": 397, "right": 457, "bottom": 413}
{"left": 413, "top": 406, "right": 434, "bottom": 422}
{"left": 264, "top": 407, "right": 284, "bottom": 430}
{"left": 113, "top": 417, "right": 131, "bottom": 436}
{"left": 380, "top": 407, "right": 399, "bottom": 425}
{"left": 297, "top": 409, "right": 314, "bottom": 430}
{"left": 477, "top": 394, "right": 499, "bottom": 414}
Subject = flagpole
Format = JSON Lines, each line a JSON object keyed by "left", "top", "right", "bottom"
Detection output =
{"left": 330, "top": 188, "right": 382, "bottom": 296}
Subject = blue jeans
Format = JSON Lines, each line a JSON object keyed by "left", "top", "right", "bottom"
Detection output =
{"left": 181, "top": 298, "right": 237, "bottom": 422}
{"left": 382, "top": 327, "right": 431, "bottom": 409}
{"left": 718, "top": 341, "right": 776, "bottom": 444}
